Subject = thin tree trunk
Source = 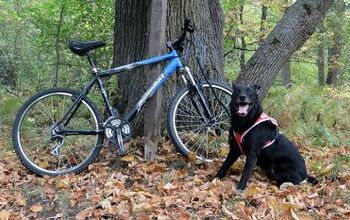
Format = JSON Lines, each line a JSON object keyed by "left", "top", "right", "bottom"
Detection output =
{"left": 317, "top": 26, "right": 325, "bottom": 86}
{"left": 326, "top": 0, "right": 345, "bottom": 86}
{"left": 235, "top": 0, "right": 334, "bottom": 99}
{"left": 144, "top": 0, "right": 167, "bottom": 161}
{"left": 239, "top": 3, "right": 246, "bottom": 71}
{"left": 53, "top": 4, "right": 65, "bottom": 87}
{"left": 260, "top": 5, "right": 268, "bottom": 34}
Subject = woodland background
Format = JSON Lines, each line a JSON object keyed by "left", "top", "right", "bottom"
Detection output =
{"left": 0, "top": 0, "right": 349, "bottom": 219}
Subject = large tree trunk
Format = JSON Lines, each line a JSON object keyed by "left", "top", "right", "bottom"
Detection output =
{"left": 166, "top": 0, "right": 224, "bottom": 81}
{"left": 235, "top": 0, "right": 334, "bottom": 99}
{"left": 113, "top": 0, "right": 224, "bottom": 135}
{"left": 112, "top": 0, "right": 151, "bottom": 134}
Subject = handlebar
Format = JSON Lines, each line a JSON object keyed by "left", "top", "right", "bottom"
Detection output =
{"left": 167, "top": 17, "right": 195, "bottom": 52}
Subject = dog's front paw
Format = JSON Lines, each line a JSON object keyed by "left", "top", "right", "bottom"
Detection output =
{"left": 215, "top": 170, "right": 226, "bottom": 179}
{"left": 236, "top": 182, "right": 246, "bottom": 191}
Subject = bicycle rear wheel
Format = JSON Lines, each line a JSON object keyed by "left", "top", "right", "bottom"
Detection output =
{"left": 12, "top": 88, "right": 104, "bottom": 176}
{"left": 168, "top": 81, "right": 232, "bottom": 162}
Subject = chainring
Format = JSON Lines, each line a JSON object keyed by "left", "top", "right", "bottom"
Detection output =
{"left": 104, "top": 116, "right": 132, "bottom": 143}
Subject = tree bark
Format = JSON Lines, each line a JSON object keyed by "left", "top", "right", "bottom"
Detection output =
{"left": 53, "top": 4, "right": 65, "bottom": 87}
{"left": 235, "top": 0, "right": 334, "bottom": 99}
{"left": 144, "top": 0, "right": 167, "bottom": 161}
{"left": 326, "top": 0, "right": 345, "bottom": 85}
{"left": 166, "top": 0, "right": 224, "bottom": 81}
{"left": 112, "top": 0, "right": 151, "bottom": 134}
{"left": 113, "top": 0, "right": 224, "bottom": 135}
{"left": 317, "top": 25, "right": 325, "bottom": 86}
{"left": 280, "top": 59, "right": 291, "bottom": 87}
{"left": 260, "top": 5, "right": 268, "bottom": 34}
{"left": 239, "top": 3, "right": 246, "bottom": 71}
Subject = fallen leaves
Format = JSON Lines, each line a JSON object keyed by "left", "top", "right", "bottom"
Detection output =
{"left": 30, "top": 204, "right": 43, "bottom": 213}
{"left": 0, "top": 143, "right": 349, "bottom": 219}
{"left": 0, "top": 210, "right": 11, "bottom": 220}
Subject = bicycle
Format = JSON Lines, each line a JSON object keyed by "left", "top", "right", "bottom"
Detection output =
{"left": 12, "top": 19, "right": 232, "bottom": 176}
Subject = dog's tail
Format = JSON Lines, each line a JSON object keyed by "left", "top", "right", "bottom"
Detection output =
{"left": 307, "top": 175, "right": 318, "bottom": 185}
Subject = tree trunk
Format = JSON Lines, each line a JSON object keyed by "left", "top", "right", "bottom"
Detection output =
{"left": 144, "top": 0, "right": 167, "bottom": 161}
{"left": 317, "top": 27, "right": 325, "bottom": 86}
{"left": 113, "top": 0, "right": 224, "bottom": 135}
{"left": 166, "top": 0, "right": 224, "bottom": 81}
{"left": 280, "top": 59, "right": 291, "bottom": 87}
{"left": 53, "top": 4, "right": 65, "bottom": 87}
{"left": 259, "top": 4, "right": 268, "bottom": 42}
{"left": 235, "top": 0, "right": 334, "bottom": 99}
{"left": 112, "top": 0, "right": 151, "bottom": 134}
{"left": 326, "top": 0, "right": 345, "bottom": 86}
{"left": 239, "top": 3, "right": 246, "bottom": 71}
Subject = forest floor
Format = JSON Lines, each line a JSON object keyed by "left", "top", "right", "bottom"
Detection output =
{"left": 0, "top": 133, "right": 349, "bottom": 220}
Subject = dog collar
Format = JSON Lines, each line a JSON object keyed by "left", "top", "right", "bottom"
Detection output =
{"left": 234, "top": 113, "right": 278, "bottom": 154}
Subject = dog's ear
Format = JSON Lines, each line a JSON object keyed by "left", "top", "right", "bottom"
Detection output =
{"left": 232, "top": 83, "right": 239, "bottom": 92}
{"left": 252, "top": 84, "right": 261, "bottom": 92}
{"left": 232, "top": 83, "right": 237, "bottom": 90}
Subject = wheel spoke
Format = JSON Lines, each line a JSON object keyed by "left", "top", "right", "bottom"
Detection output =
{"left": 13, "top": 89, "right": 102, "bottom": 175}
{"left": 169, "top": 82, "right": 232, "bottom": 162}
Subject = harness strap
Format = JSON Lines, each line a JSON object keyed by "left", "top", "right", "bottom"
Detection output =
{"left": 234, "top": 113, "right": 278, "bottom": 154}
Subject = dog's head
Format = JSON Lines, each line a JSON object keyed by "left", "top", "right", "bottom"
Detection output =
{"left": 231, "top": 84, "right": 261, "bottom": 117}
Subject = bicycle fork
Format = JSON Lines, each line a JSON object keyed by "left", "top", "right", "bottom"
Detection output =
{"left": 179, "top": 67, "right": 214, "bottom": 122}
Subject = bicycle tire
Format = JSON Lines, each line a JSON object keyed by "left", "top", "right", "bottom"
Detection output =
{"left": 12, "top": 88, "right": 104, "bottom": 176}
{"left": 167, "top": 81, "right": 232, "bottom": 162}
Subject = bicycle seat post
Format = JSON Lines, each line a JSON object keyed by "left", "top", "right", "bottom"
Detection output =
{"left": 86, "top": 51, "right": 99, "bottom": 74}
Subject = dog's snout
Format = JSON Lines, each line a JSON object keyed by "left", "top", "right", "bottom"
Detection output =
{"left": 239, "top": 95, "right": 246, "bottom": 101}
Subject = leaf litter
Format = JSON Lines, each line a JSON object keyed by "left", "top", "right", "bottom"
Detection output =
{"left": 0, "top": 140, "right": 349, "bottom": 219}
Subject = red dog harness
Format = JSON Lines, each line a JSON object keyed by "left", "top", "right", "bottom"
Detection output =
{"left": 234, "top": 113, "right": 278, "bottom": 154}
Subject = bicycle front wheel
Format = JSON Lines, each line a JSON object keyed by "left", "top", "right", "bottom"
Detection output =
{"left": 168, "top": 81, "right": 232, "bottom": 162}
{"left": 12, "top": 88, "right": 104, "bottom": 176}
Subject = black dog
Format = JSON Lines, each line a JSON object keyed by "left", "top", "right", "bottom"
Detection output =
{"left": 216, "top": 84, "right": 317, "bottom": 190}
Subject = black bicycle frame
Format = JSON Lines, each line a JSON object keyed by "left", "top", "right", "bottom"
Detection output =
{"left": 56, "top": 50, "right": 180, "bottom": 134}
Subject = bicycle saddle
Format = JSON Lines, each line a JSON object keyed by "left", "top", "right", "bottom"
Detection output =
{"left": 69, "top": 40, "right": 106, "bottom": 56}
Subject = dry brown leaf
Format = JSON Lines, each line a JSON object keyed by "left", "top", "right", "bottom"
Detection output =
{"left": 245, "top": 185, "right": 262, "bottom": 197}
{"left": 56, "top": 178, "right": 70, "bottom": 189}
{"left": 120, "top": 155, "right": 134, "bottom": 162}
{"left": 222, "top": 205, "right": 240, "bottom": 219}
{"left": 132, "top": 202, "right": 152, "bottom": 213}
{"left": 75, "top": 207, "right": 93, "bottom": 220}
{"left": 14, "top": 194, "right": 26, "bottom": 207}
{"left": 267, "top": 196, "right": 279, "bottom": 210}
{"left": 320, "top": 163, "right": 335, "bottom": 174}
{"left": 219, "top": 145, "right": 229, "bottom": 157}
{"left": 297, "top": 213, "right": 315, "bottom": 220}
{"left": 38, "top": 161, "right": 49, "bottom": 169}
{"left": 163, "top": 182, "right": 176, "bottom": 190}
{"left": 30, "top": 204, "right": 43, "bottom": 213}
{"left": 187, "top": 152, "right": 197, "bottom": 164}
{"left": 100, "top": 199, "right": 111, "bottom": 209}
{"left": 0, "top": 210, "right": 11, "bottom": 220}
{"left": 178, "top": 211, "right": 191, "bottom": 220}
